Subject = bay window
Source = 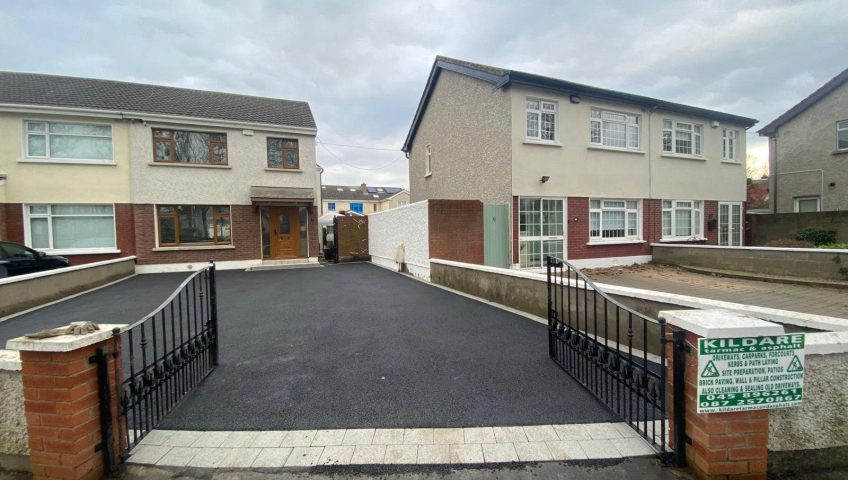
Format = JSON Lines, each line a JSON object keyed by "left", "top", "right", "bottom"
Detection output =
{"left": 153, "top": 129, "right": 227, "bottom": 165}
{"left": 25, "top": 121, "right": 113, "bottom": 163}
{"left": 589, "top": 199, "right": 640, "bottom": 242}
{"left": 722, "top": 128, "right": 739, "bottom": 162}
{"left": 590, "top": 110, "right": 640, "bottom": 149}
{"left": 519, "top": 198, "right": 564, "bottom": 268}
{"left": 157, "top": 205, "right": 232, "bottom": 246}
{"left": 662, "top": 200, "right": 703, "bottom": 239}
{"left": 526, "top": 98, "right": 557, "bottom": 141}
{"left": 26, "top": 204, "right": 116, "bottom": 251}
{"left": 663, "top": 119, "right": 702, "bottom": 156}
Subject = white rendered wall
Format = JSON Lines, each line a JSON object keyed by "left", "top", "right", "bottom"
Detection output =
{"left": 368, "top": 200, "right": 430, "bottom": 280}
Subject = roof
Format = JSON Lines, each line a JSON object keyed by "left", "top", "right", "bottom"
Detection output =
{"left": 0, "top": 71, "right": 316, "bottom": 130}
{"left": 403, "top": 56, "right": 758, "bottom": 152}
{"left": 758, "top": 67, "right": 848, "bottom": 136}
{"left": 321, "top": 184, "right": 407, "bottom": 202}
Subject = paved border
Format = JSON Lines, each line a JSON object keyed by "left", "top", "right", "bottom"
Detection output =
{"left": 128, "top": 422, "right": 661, "bottom": 468}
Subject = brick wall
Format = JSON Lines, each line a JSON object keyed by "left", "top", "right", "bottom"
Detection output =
{"left": 5, "top": 203, "right": 23, "bottom": 244}
{"left": 703, "top": 201, "right": 719, "bottom": 245}
{"left": 335, "top": 215, "right": 369, "bottom": 262}
{"left": 428, "top": 199, "right": 484, "bottom": 265}
{"left": 133, "top": 204, "right": 262, "bottom": 265}
{"left": 567, "top": 197, "right": 652, "bottom": 260}
{"left": 0, "top": 202, "right": 6, "bottom": 241}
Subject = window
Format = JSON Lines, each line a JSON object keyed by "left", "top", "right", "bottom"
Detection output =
{"left": 718, "top": 202, "right": 743, "bottom": 246}
{"left": 837, "top": 120, "right": 848, "bottom": 151}
{"left": 327, "top": 202, "right": 336, "bottom": 212}
{"left": 526, "top": 98, "right": 557, "bottom": 141}
{"left": 518, "top": 198, "right": 564, "bottom": 268}
{"left": 794, "top": 196, "right": 820, "bottom": 213}
{"left": 267, "top": 138, "right": 299, "bottom": 169}
{"left": 589, "top": 199, "right": 640, "bottom": 242}
{"left": 25, "top": 204, "right": 116, "bottom": 251}
{"left": 425, "top": 144, "right": 432, "bottom": 176}
{"left": 722, "top": 129, "right": 739, "bottom": 162}
{"left": 350, "top": 203, "right": 364, "bottom": 214}
{"left": 398, "top": 201, "right": 408, "bottom": 207}
{"left": 663, "top": 120, "right": 703, "bottom": 156}
{"left": 590, "top": 110, "right": 640, "bottom": 149}
{"left": 662, "top": 200, "right": 704, "bottom": 239}
{"left": 157, "top": 205, "right": 231, "bottom": 246}
{"left": 25, "top": 121, "right": 113, "bottom": 162}
{"left": 152, "top": 129, "right": 227, "bottom": 165}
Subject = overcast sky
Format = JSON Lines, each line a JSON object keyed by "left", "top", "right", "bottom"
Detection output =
{"left": 2, "top": 0, "right": 845, "bottom": 187}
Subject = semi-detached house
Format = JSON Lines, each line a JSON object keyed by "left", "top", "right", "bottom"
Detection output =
{"left": 0, "top": 72, "right": 321, "bottom": 271}
{"left": 402, "top": 57, "right": 758, "bottom": 269}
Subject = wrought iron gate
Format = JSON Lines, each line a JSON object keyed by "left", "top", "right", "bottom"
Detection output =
{"left": 98, "top": 261, "right": 219, "bottom": 467}
{"left": 546, "top": 256, "right": 670, "bottom": 454}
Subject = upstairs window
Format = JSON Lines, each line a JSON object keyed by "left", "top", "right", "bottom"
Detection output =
{"left": 590, "top": 110, "right": 640, "bottom": 149}
{"left": 663, "top": 120, "right": 702, "bottom": 156}
{"left": 838, "top": 120, "right": 848, "bottom": 151}
{"left": 526, "top": 98, "right": 557, "bottom": 141}
{"left": 722, "top": 128, "right": 739, "bottom": 162}
{"left": 589, "top": 199, "right": 640, "bottom": 241}
{"left": 25, "top": 121, "right": 113, "bottom": 163}
{"left": 350, "top": 203, "right": 364, "bottom": 214}
{"left": 267, "top": 138, "right": 300, "bottom": 169}
{"left": 327, "top": 202, "right": 336, "bottom": 212}
{"left": 662, "top": 200, "right": 703, "bottom": 239}
{"left": 153, "top": 129, "right": 227, "bottom": 165}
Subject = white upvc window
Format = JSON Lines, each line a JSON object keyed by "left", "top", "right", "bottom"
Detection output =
{"left": 24, "top": 120, "right": 114, "bottom": 163}
{"left": 590, "top": 109, "right": 640, "bottom": 150}
{"left": 722, "top": 128, "right": 739, "bottom": 162}
{"left": 662, "top": 119, "right": 703, "bottom": 157}
{"left": 589, "top": 199, "right": 640, "bottom": 242}
{"left": 518, "top": 198, "right": 564, "bottom": 268}
{"left": 837, "top": 120, "right": 848, "bottom": 151}
{"left": 794, "top": 196, "right": 820, "bottom": 213}
{"left": 424, "top": 144, "right": 432, "bottom": 176}
{"left": 718, "top": 202, "right": 743, "bottom": 246}
{"left": 662, "top": 200, "right": 704, "bottom": 239}
{"left": 526, "top": 98, "right": 557, "bottom": 141}
{"left": 25, "top": 204, "right": 117, "bottom": 252}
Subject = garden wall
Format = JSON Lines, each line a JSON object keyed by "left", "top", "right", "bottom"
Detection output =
{"left": 0, "top": 350, "right": 28, "bottom": 473}
{"left": 369, "top": 201, "right": 430, "bottom": 279}
{"left": 747, "top": 211, "right": 848, "bottom": 246}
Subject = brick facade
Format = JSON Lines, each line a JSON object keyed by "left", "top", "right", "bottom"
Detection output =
{"left": 428, "top": 199, "right": 484, "bottom": 265}
{"left": 0, "top": 202, "right": 6, "bottom": 241}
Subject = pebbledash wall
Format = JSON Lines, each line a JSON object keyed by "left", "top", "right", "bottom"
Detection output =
{"left": 0, "top": 351, "right": 27, "bottom": 473}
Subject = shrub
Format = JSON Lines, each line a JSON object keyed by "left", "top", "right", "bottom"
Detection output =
{"left": 817, "top": 243, "right": 848, "bottom": 250}
{"left": 765, "top": 239, "right": 814, "bottom": 248}
{"left": 795, "top": 228, "right": 837, "bottom": 246}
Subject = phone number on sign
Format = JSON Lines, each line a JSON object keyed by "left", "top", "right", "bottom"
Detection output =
{"left": 699, "top": 389, "right": 803, "bottom": 408}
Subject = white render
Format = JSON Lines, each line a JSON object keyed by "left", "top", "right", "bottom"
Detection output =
{"left": 659, "top": 309, "right": 785, "bottom": 338}
{"left": 368, "top": 201, "right": 430, "bottom": 280}
{"left": 129, "top": 121, "right": 320, "bottom": 206}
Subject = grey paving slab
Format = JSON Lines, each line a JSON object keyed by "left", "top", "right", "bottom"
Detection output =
{"left": 157, "top": 264, "right": 617, "bottom": 429}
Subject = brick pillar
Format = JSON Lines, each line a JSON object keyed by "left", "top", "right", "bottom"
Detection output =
{"left": 8, "top": 324, "right": 126, "bottom": 480}
{"left": 662, "top": 310, "right": 781, "bottom": 480}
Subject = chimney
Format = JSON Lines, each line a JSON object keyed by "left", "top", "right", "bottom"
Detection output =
{"left": 360, "top": 182, "right": 368, "bottom": 193}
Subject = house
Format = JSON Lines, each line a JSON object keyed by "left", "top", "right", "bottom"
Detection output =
{"left": 0, "top": 72, "right": 321, "bottom": 271}
{"left": 758, "top": 67, "right": 848, "bottom": 213}
{"left": 402, "top": 57, "right": 758, "bottom": 269}
{"left": 321, "top": 183, "right": 409, "bottom": 215}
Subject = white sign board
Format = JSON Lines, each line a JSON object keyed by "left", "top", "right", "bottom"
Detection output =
{"left": 697, "top": 334, "right": 805, "bottom": 413}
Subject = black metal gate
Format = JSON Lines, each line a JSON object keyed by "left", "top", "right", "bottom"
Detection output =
{"left": 97, "top": 261, "right": 219, "bottom": 468}
{"left": 545, "top": 256, "right": 670, "bottom": 455}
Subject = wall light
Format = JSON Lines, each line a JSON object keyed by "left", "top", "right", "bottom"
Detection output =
{"left": 540, "top": 175, "right": 550, "bottom": 183}
{"left": 569, "top": 95, "right": 581, "bottom": 104}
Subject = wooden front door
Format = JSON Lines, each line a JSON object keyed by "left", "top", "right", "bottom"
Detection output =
{"left": 269, "top": 206, "right": 301, "bottom": 258}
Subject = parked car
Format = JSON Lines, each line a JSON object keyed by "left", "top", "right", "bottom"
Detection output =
{"left": 0, "top": 241, "right": 69, "bottom": 278}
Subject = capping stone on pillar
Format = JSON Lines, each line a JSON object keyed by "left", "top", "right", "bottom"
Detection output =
{"left": 7, "top": 324, "right": 125, "bottom": 480}
{"left": 661, "top": 309, "right": 782, "bottom": 480}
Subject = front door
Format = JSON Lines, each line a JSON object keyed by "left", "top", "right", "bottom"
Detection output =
{"left": 270, "top": 206, "right": 301, "bottom": 258}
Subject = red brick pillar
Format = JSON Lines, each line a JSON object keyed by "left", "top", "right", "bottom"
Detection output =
{"left": 9, "top": 324, "right": 125, "bottom": 480}
{"left": 662, "top": 310, "right": 782, "bottom": 480}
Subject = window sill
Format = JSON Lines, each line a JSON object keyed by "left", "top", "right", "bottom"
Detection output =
{"left": 660, "top": 154, "right": 706, "bottom": 162}
{"left": 721, "top": 160, "right": 742, "bottom": 165}
{"left": 19, "top": 158, "right": 117, "bottom": 166}
{"left": 147, "top": 162, "right": 231, "bottom": 169}
{"left": 36, "top": 248, "right": 121, "bottom": 255}
{"left": 587, "top": 145, "right": 644, "bottom": 155}
{"left": 153, "top": 245, "right": 236, "bottom": 252}
{"left": 523, "top": 139, "right": 562, "bottom": 147}
{"left": 833, "top": 149, "right": 848, "bottom": 156}
{"left": 265, "top": 168, "right": 302, "bottom": 173}
{"left": 659, "top": 237, "right": 707, "bottom": 243}
{"left": 586, "top": 240, "right": 646, "bottom": 246}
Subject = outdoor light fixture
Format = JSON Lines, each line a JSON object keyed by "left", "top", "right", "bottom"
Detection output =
{"left": 829, "top": 182, "right": 836, "bottom": 187}
{"left": 569, "top": 94, "right": 580, "bottom": 104}
{"left": 540, "top": 175, "right": 550, "bottom": 183}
